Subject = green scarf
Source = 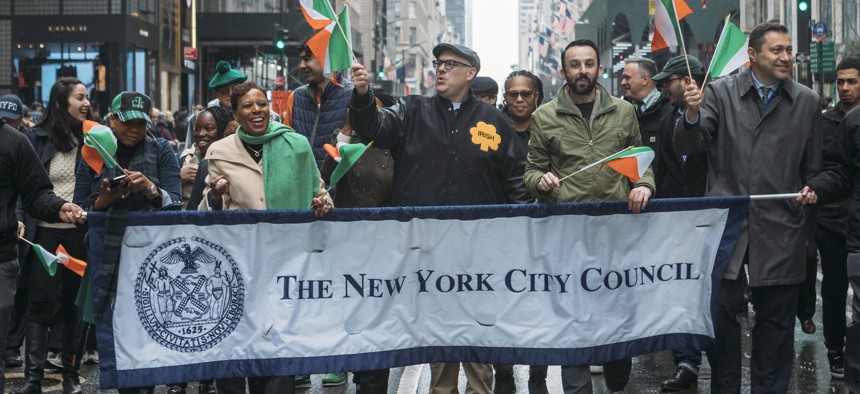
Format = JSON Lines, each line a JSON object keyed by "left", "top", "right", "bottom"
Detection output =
{"left": 237, "top": 121, "right": 317, "bottom": 209}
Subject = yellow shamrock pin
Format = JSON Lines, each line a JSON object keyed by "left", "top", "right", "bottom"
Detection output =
{"left": 470, "top": 121, "right": 501, "bottom": 152}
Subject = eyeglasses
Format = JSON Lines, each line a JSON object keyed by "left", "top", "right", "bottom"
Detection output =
{"left": 504, "top": 91, "right": 536, "bottom": 100}
{"left": 432, "top": 59, "right": 472, "bottom": 71}
{"left": 664, "top": 76, "right": 685, "bottom": 83}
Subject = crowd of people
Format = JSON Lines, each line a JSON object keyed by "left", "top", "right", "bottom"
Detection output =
{"left": 1, "top": 19, "right": 860, "bottom": 394}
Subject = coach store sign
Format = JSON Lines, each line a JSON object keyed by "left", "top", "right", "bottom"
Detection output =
{"left": 47, "top": 25, "right": 88, "bottom": 32}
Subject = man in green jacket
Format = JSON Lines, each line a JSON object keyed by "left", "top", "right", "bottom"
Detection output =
{"left": 523, "top": 39, "right": 655, "bottom": 394}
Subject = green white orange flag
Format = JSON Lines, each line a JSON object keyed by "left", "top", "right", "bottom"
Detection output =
{"left": 305, "top": 1, "right": 354, "bottom": 74}
{"left": 82, "top": 120, "right": 118, "bottom": 173}
{"left": 56, "top": 244, "right": 87, "bottom": 277}
{"left": 652, "top": 0, "right": 693, "bottom": 51}
{"left": 604, "top": 146, "right": 655, "bottom": 182}
{"left": 708, "top": 20, "right": 749, "bottom": 78}
{"left": 324, "top": 141, "right": 371, "bottom": 185}
{"left": 33, "top": 243, "right": 60, "bottom": 276}
{"left": 300, "top": 0, "right": 336, "bottom": 30}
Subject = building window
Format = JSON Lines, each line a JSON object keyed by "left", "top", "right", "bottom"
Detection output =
{"left": 15, "top": 0, "right": 60, "bottom": 15}
{"left": 409, "top": 27, "right": 416, "bottom": 44}
{"left": 64, "top": 0, "right": 108, "bottom": 15}
{"left": 408, "top": 0, "right": 415, "bottom": 18}
{"left": 845, "top": 0, "right": 858, "bottom": 42}
{"left": 395, "top": 26, "right": 401, "bottom": 45}
{"left": 783, "top": 0, "right": 791, "bottom": 37}
{"left": 394, "top": 1, "right": 400, "bottom": 19}
{"left": 200, "top": 0, "right": 281, "bottom": 13}
{"left": 0, "top": 20, "right": 9, "bottom": 88}
{"left": 128, "top": 0, "right": 157, "bottom": 23}
{"left": 0, "top": 0, "right": 10, "bottom": 16}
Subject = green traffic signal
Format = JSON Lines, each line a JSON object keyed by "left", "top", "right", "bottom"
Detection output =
{"left": 377, "top": 71, "right": 385, "bottom": 79}
{"left": 798, "top": 1, "right": 808, "bottom": 12}
{"left": 276, "top": 40, "right": 285, "bottom": 49}
{"left": 602, "top": 72, "right": 609, "bottom": 79}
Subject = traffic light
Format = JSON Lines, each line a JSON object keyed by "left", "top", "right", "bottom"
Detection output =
{"left": 377, "top": 70, "right": 385, "bottom": 79}
{"left": 273, "top": 24, "right": 289, "bottom": 50}
{"left": 798, "top": 1, "right": 809, "bottom": 12}
{"left": 602, "top": 71, "right": 609, "bottom": 79}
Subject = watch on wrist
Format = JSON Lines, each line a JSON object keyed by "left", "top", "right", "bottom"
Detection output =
{"left": 147, "top": 183, "right": 159, "bottom": 199}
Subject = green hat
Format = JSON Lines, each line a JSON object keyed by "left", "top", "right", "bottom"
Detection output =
{"left": 208, "top": 61, "right": 248, "bottom": 90}
{"left": 652, "top": 55, "right": 706, "bottom": 81}
{"left": 111, "top": 92, "right": 152, "bottom": 125}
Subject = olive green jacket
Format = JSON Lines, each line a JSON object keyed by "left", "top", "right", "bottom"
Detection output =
{"left": 524, "top": 83, "right": 655, "bottom": 202}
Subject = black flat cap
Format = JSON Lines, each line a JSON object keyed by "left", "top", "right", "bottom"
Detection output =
{"left": 471, "top": 77, "right": 498, "bottom": 95}
{"left": 433, "top": 43, "right": 481, "bottom": 72}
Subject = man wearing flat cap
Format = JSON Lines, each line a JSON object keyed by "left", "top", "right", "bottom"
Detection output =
{"left": 651, "top": 55, "right": 709, "bottom": 391}
{"left": 350, "top": 43, "right": 530, "bottom": 394}
{"left": 472, "top": 76, "right": 499, "bottom": 106}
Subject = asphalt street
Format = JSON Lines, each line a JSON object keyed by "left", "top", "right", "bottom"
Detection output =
{"left": 4, "top": 273, "right": 851, "bottom": 393}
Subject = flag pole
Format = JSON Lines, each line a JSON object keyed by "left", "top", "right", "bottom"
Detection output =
{"left": 17, "top": 235, "right": 34, "bottom": 246}
{"left": 559, "top": 146, "right": 633, "bottom": 182}
{"left": 749, "top": 192, "right": 802, "bottom": 201}
{"left": 86, "top": 134, "right": 127, "bottom": 174}
{"left": 673, "top": 0, "right": 694, "bottom": 80}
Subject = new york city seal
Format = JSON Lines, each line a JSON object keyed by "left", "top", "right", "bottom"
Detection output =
{"left": 135, "top": 236, "right": 245, "bottom": 353}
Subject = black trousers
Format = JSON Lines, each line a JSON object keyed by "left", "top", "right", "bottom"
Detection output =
{"left": 816, "top": 226, "right": 848, "bottom": 352}
{"left": 353, "top": 369, "right": 389, "bottom": 394}
{"left": 796, "top": 238, "right": 819, "bottom": 321}
{"left": 217, "top": 376, "right": 294, "bottom": 394}
{"left": 707, "top": 265, "right": 798, "bottom": 393}
{"left": 26, "top": 226, "right": 86, "bottom": 378}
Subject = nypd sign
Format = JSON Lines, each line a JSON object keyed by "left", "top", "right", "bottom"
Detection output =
{"left": 89, "top": 198, "right": 747, "bottom": 388}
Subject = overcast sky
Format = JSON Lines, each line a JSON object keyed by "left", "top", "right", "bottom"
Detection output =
{"left": 471, "top": 0, "right": 519, "bottom": 101}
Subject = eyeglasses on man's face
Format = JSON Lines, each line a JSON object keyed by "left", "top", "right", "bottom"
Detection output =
{"left": 433, "top": 59, "right": 471, "bottom": 71}
{"left": 504, "top": 90, "right": 536, "bottom": 100}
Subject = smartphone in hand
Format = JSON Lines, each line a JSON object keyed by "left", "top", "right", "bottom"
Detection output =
{"left": 109, "top": 174, "right": 129, "bottom": 188}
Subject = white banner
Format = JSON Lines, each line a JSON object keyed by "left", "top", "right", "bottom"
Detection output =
{"left": 89, "top": 199, "right": 747, "bottom": 388}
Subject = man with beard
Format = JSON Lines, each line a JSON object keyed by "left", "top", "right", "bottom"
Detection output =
{"left": 523, "top": 39, "right": 654, "bottom": 394}
{"left": 350, "top": 42, "right": 530, "bottom": 394}
{"left": 678, "top": 22, "right": 821, "bottom": 392}
{"left": 282, "top": 38, "right": 352, "bottom": 168}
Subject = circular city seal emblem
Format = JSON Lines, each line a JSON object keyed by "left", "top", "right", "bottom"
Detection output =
{"left": 135, "top": 236, "right": 245, "bottom": 353}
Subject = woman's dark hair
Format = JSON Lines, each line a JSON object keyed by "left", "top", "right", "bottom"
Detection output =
{"left": 39, "top": 77, "right": 91, "bottom": 152}
{"left": 199, "top": 105, "right": 231, "bottom": 139}
{"left": 502, "top": 70, "right": 544, "bottom": 117}
{"left": 230, "top": 81, "right": 266, "bottom": 113}
{"left": 373, "top": 88, "right": 397, "bottom": 108}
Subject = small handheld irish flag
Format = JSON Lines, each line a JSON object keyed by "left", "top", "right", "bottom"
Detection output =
{"left": 33, "top": 243, "right": 61, "bottom": 276}
{"left": 56, "top": 244, "right": 87, "bottom": 277}
{"left": 82, "top": 120, "right": 119, "bottom": 173}
{"left": 604, "top": 146, "right": 655, "bottom": 182}
{"left": 324, "top": 141, "right": 372, "bottom": 185}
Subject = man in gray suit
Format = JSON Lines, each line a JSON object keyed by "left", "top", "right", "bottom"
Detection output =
{"left": 676, "top": 21, "right": 821, "bottom": 392}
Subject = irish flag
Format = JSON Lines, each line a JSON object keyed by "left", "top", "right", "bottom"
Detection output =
{"left": 303, "top": 0, "right": 353, "bottom": 74}
{"left": 299, "top": 0, "right": 336, "bottom": 29}
{"left": 708, "top": 20, "right": 749, "bottom": 78}
{"left": 33, "top": 244, "right": 60, "bottom": 276}
{"left": 82, "top": 120, "right": 118, "bottom": 173}
{"left": 604, "top": 146, "right": 655, "bottom": 182}
{"left": 652, "top": 0, "right": 693, "bottom": 51}
{"left": 324, "top": 141, "right": 371, "bottom": 185}
{"left": 56, "top": 244, "right": 87, "bottom": 277}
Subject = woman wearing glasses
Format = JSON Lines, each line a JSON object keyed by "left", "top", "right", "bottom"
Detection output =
{"left": 502, "top": 70, "right": 544, "bottom": 144}
{"left": 492, "top": 70, "right": 547, "bottom": 394}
